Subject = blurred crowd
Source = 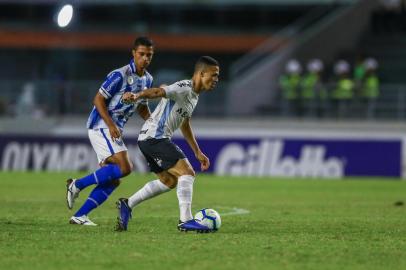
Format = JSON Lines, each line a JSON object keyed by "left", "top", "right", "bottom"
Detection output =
{"left": 278, "top": 57, "right": 380, "bottom": 119}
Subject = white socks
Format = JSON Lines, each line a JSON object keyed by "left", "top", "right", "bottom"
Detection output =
{"left": 177, "top": 175, "right": 195, "bottom": 222}
{"left": 127, "top": 175, "right": 195, "bottom": 223}
{"left": 128, "top": 179, "right": 170, "bottom": 208}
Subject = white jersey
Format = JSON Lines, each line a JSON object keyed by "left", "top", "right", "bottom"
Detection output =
{"left": 138, "top": 80, "right": 198, "bottom": 141}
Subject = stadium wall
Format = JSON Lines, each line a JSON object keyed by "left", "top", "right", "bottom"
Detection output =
{"left": 0, "top": 122, "right": 403, "bottom": 179}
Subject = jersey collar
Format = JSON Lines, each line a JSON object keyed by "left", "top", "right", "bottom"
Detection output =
{"left": 129, "top": 59, "right": 136, "bottom": 75}
{"left": 129, "top": 59, "right": 147, "bottom": 77}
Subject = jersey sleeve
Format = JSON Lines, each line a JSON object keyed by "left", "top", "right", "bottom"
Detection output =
{"left": 99, "top": 71, "right": 123, "bottom": 99}
{"left": 163, "top": 81, "right": 189, "bottom": 100}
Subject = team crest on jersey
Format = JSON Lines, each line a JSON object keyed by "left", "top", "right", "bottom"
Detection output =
{"left": 127, "top": 76, "right": 134, "bottom": 85}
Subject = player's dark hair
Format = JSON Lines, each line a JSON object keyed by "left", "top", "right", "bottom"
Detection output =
{"left": 134, "top": 37, "right": 154, "bottom": 49}
{"left": 195, "top": 56, "right": 219, "bottom": 72}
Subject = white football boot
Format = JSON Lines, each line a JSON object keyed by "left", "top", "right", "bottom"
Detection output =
{"left": 69, "top": 215, "right": 97, "bottom": 226}
{"left": 66, "top": 178, "right": 80, "bottom": 209}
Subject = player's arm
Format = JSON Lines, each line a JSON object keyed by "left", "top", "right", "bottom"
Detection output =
{"left": 123, "top": 87, "right": 166, "bottom": 103}
{"left": 180, "top": 118, "right": 210, "bottom": 171}
{"left": 134, "top": 82, "right": 159, "bottom": 120}
{"left": 97, "top": 71, "right": 124, "bottom": 140}
{"left": 136, "top": 104, "right": 151, "bottom": 121}
{"left": 93, "top": 92, "right": 121, "bottom": 140}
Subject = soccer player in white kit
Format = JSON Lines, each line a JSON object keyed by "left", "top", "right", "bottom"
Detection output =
{"left": 65, "top": 37, "right": 154, "bottom": 226}
{"left": 115, "top": 56, "right": 220, "bottom": 232}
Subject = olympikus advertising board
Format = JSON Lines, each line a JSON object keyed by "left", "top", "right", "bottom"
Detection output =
{"left": 0, "top": 135, "right": 147, "bottom": 173}
{"left": 0, "top": 134, "right": 402, "bottom": 178}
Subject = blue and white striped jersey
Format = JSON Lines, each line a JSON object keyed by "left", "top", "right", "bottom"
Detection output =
{"left": 87, "top": 59, "right": 153, "bottom": 130}
{"left": 138, "top": 80, "right": 198, "bottom": 141}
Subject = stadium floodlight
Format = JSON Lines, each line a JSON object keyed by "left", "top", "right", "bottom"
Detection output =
{"left": 57, "top": 4, "right": 73, "bottom": 28}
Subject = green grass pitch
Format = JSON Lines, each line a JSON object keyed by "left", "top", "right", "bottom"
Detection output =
{"left": 1, "top": 172, "right": 406, "bottom": 270}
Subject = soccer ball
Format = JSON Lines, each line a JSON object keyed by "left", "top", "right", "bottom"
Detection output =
{"left": 194, "top": 208, "right": 221, "bottom": 230}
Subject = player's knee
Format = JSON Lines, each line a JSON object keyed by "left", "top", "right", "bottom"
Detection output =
{"left": 122, "top": 167, "right": 132, "bottom": 176}
{"left": 128, "top": 161, "right": 134, "bottom": 172}
{"left": 119, "top": 161, "right": 133, "bottom": 176}
{"left": 184, "top": 167, "right": 195, "bottom": 177}
{"left": 111, "top": 179, "right": 121, "bottom": 187}
{"left": 160, "top": 176, "right": 177, "bottom": 189}
{"left": 167, "top": 178, "right": 178, "bottom": 189}
{"left": 166, "top": 180, "right": 177, "bottom": 189}
{"left": 177, "top": 167, "right": 195, "bottom": 177}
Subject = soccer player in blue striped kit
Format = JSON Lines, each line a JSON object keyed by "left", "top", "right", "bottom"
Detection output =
{"left": 65, "top": 37, "right": 154, "bottom": 225}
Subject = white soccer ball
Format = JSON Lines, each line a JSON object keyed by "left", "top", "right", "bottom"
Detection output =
{"left": 194, "top": 208, "right": 221, "bottom": 230}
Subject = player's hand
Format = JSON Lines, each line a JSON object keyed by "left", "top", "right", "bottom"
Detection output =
{"left": 122, "top": 92, "right": 139, "bottom": 104}
{"left": 122, "top": 92, "right": 134, "bottom": 104}
{"left": 196, "top": 151, "right": 210, "bottom": 171}
{"left": 108, "top": 124, "right": 121, "bottom": 142}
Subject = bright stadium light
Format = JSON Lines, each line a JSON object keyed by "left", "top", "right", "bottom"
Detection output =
{"left": 57, "top": 4, "right": 73, "bottom": 28}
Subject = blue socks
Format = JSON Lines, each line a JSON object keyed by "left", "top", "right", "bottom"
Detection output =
{"left": 74, "top": 182, "right": 118, "bottom": 217}
{"left": 75, "top": 164, "right": 122, "bottom": 190}
{"left": 72, "top": 164, "right": 124, "bottom": 217}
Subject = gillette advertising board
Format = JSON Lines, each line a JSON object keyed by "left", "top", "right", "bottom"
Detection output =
{"left": 0, "top": 135, "right": 401, "bottom": 178}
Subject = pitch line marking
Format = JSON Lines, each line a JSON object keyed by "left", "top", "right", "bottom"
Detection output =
{"left": 213, "top": 206, "right": 250, "bottom": 216}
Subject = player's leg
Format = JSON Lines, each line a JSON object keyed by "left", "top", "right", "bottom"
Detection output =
{"left": 167, "top": 159, "right": 211, "bottom": 232}
{"left": 127, "top": 171, "right": 175, "bottom": 208}
{"left": 69, "top": 151, "right": 132, "bottom": 225}
{"left": 70, "top": 151, "right": 132, "bottom": 193}
{"left": 167, "top": 159, "right": 195, "bottom": 223}
{"left": 140, "top": 140, "right": 196, "bottom": 223}
{"left": 115, "top": 138, "right": 209, "bottom": 232}
{"left": 115, "top": 139, "right": 176, "bottom": 231}
{"left": 69, "top": 179, "right": 120, "bottom": 226}
{"left": 70, "top": 152, "right": 133, "bottom": 224}
{"left": 70, "top": 152, "right": 131, "bottom": 223}
{"left": 116, "top": 138, "right": 184, "bottom": 231}
{"left": 66, "top": 129, "right": 131, "bottom": 210}
{"left": 115, "top": 171, "right": 175, "bottom": 231}
{"left": 135, "top": 139, "right": 204, "bottom": 230}
{"left": 126, "top": 141, "right": 176, "bottom": 209}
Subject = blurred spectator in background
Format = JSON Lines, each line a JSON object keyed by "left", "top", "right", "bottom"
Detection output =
{"left": 361, "top": 57, "right": 380, "bottom": 119}
{"left": 331, "top": 60, "right": 354, "bottom": 118}
{"left": 353, "top": 54, "right": 366, "bottom": 94}
{"left": 279, "top": 59, "right": 302, "bottom": 116}
{"left": 301, "top": 59, "right": 325, "bottom": 117}
{"left": 15, "top": 82, "right": 44, "bottom": 119}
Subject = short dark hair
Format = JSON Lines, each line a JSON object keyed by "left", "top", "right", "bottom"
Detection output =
{"left": 134, "top": 37, "right": 154, "bottom": 49}
{"left": 195, "top": 56, "right": 219, "bottom": 72}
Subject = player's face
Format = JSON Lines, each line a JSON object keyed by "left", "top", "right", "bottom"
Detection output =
{"left": 201, "top": 66, "right": 220, "bottom": 91}
{"left": 132, "top": 45, "right": 154, "bottom": 71}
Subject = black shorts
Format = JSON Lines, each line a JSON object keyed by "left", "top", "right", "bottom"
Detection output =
{"left": 138, "top": 138, "right": 186, "bottom": 173}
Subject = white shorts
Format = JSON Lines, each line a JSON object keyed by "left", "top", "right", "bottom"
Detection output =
{"left": 88, "top": 128, "right": 128, "bottom": 163}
